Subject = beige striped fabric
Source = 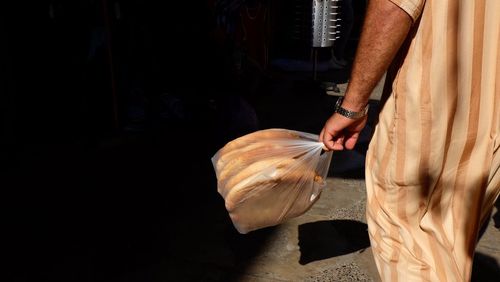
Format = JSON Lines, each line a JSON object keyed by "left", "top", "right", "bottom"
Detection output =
{"left": 365, "top": 0, "right": 500, "bottom": 281}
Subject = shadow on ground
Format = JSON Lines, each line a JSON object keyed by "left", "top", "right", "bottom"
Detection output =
{"left": 494, "top": 198, "right": 500, "bottom": 229}
{"left": 298, "top": 220, "right": 370, "bottom": 265}
{"left": 471, "top": 252, "right": 500, "bottom": 282}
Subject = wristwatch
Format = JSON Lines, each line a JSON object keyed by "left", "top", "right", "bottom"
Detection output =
{"left": 334, "top": 97, "right": 369, "bottom": 119}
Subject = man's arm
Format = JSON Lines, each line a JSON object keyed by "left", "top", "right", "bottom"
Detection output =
{"left": 320, "top": 0, "right": 413, "bottom": 150}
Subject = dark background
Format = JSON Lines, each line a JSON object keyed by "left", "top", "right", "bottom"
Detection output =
{"left": 2, "top": 1, "right": 498, "bottom": 281}
{"left": 2, "top": 1, "right": 367, "bottom": 280}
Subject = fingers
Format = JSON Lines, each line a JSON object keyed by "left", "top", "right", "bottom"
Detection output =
{"left": 322, "top": 113, "right": 366, "bottom": 151}
{"left": 323, "top": 138, "right": 337, "bottom": 151}
{"left": 333, "top": 136, "right": 345, "bottom": 150}
{"left": 322, "top": 127, "right": 359, "bottom": 151}
{"left": 319, "top": 129, "right": 330, "bottom": 150}
{"left": 344, "top": 131, "right": 360, "bottom": 150}
{"left": 321, "top": 127, "right": 335, "bottom": 150}
{"left": 322, "top": 129, "right": 344, "bottom": 151}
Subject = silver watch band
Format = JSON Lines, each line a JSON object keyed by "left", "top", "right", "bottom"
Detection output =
{"left": 334, "top": 97, "right": 369, "bottom": 119}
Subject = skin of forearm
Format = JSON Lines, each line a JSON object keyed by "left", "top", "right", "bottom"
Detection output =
{"left": 342, "top": 0, "right": 413, "bottom": 111}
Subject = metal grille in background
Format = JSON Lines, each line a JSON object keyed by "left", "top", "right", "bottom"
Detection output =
{"left": 312, "top": 0, "right": 340, "bottom": 47}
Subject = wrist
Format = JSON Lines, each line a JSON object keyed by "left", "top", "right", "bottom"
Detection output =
{"left": 341, "top": 95, "right": 369, "bottom": 112}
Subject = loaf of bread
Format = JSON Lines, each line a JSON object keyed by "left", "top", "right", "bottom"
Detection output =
{"left": 224, "top": 159, "right": 324, "bottom": 233}
{"left": 212, "top": 129, "right": 331, "bottom": 234}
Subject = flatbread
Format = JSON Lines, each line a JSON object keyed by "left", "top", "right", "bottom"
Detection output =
{"left": 212, "top": 128, "right": 331, "bottom": 234}
{"left": 223, "top": 158, "right": 323, "bottom": 233}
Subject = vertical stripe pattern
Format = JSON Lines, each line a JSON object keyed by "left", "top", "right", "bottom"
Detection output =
{"left": 366, "top": 0, "right": 500, "bottom": 281}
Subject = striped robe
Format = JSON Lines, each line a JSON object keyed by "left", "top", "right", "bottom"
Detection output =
{"left": 365, "top": 0, "right": 500, "bottom": 281}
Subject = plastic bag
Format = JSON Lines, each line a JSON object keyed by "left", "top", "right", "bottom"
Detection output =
{"left": 211, "top": 128, "right": 333, "bottom": 234}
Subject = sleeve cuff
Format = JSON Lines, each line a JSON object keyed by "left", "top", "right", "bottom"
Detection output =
{"left": 388, "top": 0, "right": 426, "bottom": 22}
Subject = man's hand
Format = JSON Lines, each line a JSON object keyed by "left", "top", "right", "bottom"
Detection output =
{"left": 320, "top": 113, "right": 367, "bottom": 151}
{"left": 318, "top": 0, "right": 412, "bottom": 151}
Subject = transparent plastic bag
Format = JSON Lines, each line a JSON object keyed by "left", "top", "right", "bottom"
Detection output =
{"left": 211, "top": 128, "right": 333, "bottom": 234}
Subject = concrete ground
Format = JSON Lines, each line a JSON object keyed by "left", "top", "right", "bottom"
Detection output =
{"left": 227, "top": 177, "right": 380, "bottom": 281}
{"left": 224, "top": 177, "right": 500, "bottom": 282}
